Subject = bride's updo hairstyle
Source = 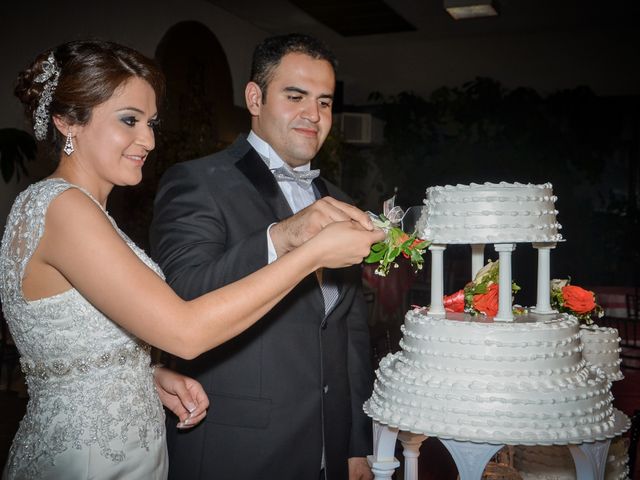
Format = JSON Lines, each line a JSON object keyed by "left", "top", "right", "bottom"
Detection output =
{"left": 14, "top": 40, "right": 165, "bottom": 153}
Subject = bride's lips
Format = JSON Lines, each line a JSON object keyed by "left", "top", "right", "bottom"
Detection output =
{"left": 123, "top": 153, "right": 147, "bottom": 165}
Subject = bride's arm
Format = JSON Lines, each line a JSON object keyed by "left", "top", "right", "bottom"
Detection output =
{"left": 38, "top": 189, "right": 383, "bottom": 359}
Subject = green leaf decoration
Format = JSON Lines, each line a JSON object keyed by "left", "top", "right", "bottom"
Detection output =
{"left": 366, "top": 213, "right": 430, "bottom": 276}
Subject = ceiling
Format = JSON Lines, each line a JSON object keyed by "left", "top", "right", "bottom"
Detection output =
{"left": 200, "top": 0, "right": 640, "bottom": 103}
{"left": 204, "top": 0, "right": 639, "bottom": 43}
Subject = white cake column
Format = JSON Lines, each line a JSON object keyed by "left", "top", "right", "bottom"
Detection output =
{"left": 494, "top": 243, "right": 516, "bottom": 322}
{"left": 470, "top": 244, "right": 485, "bottom": 280}
{"left": 531, "top": 242, "right": 557, "bottom": 314}
{"left": 439, "top": 439, "right": 504, "bottom": 480}
{"left": 428, "top": 244, "right": 447, "bottom": 316}
{"left": 398, "top": 432, "right": 427, "bottom": 480}
{"left": 568, "top": 440, "right": 611, "bottom": 480}
{"left": 368, "top": 422, "right": 401, "bottom": 480}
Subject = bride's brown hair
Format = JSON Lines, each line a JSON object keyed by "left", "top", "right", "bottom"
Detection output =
{"left": 15, "top": 40, "right": 165, "bottom": 153}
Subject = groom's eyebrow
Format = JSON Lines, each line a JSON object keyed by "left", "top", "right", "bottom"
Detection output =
{"left": 283, "top": 86, "right": 333, "bottom": 100}
{"left": 283, "top": 86, "right": 307, "bottom": 95}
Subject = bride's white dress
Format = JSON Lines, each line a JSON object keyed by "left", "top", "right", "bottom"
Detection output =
{"left": 0, "top": 178, "right": 168, "bottom": 479}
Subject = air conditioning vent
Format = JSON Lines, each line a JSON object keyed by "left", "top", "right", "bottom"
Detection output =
{"left": 337, "top": 113, "right": 384, "bottom": 144}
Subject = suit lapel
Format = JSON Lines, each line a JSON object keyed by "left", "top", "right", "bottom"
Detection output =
{"left": 312, "top": 177, "right": 329, "bottom": 199}
{"left": 236, "top": 148, "right": 293, "bottom": 221}
{"left": 236, "top": 147, "right": 326, "bottom": 314}
{"left": 235, "top": 146, "right": 347, "bottom": 316}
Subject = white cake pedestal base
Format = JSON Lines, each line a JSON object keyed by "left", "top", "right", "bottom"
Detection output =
{"left": 568, "top": 441, "right": 611, "bottom": 480}
{"left": 368, "top": 421, "right": 611, "bottom": 480}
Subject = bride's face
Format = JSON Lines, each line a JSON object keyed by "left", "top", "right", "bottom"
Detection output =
{"left": 72, "top": 77, "right": 158, "bottom": 187}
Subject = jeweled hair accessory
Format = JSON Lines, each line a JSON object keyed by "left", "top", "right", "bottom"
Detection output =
{"left": 32, "top": 52, "right": 60, "bottom": 141}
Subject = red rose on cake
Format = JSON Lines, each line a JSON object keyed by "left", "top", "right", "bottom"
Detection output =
{"left": 443, "top": 289, "right": 465, "bottom": 313}
{"left": 550, "top": 279, "right": 603, "bottom": 325}
{"left": 441, "top": 260, "right": 520, "bottom": 317}
{"left": 472, "top": 283, "right": 499, "bottom": 316}
{"left": 561, "top": 285, "right": 596, "bottom": 314}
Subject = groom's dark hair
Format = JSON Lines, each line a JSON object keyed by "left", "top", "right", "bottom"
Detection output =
{"left": 250, "top": 33, "right": 337, "bottom": 103}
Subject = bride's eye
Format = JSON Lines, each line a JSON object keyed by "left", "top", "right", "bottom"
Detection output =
{"left": 148, "top": 118, "right": 161, "bottom": 130}
{"left": 120, "top": 116, "right": 138, "bottom": 127}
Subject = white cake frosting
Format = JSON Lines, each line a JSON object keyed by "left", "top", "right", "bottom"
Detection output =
{"left": 364, "top": 180, "right": 630, "bottom": 450}
{"left": 364, "top": 310, "right": 629, "bottom": 445}
{"left": 514, "top": 436, "right": 630, "bottom": 480}
{"left": 580, "top": 325, "right": 624, "bottom": 382}
{"left": 416, "top": 182, "right": 563, "bottom": 244}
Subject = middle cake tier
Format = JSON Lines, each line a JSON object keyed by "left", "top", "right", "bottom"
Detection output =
{"left": 364, "top": 310, "right": 627, "bottom": 445}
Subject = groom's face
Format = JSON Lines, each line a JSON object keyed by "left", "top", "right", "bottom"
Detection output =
{"left": 251, "top": 52, "right": 335, "bottom": 168}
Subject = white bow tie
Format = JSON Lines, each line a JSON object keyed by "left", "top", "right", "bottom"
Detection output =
{"left": 271, "top": 163, "right": 320, "bottom": 188}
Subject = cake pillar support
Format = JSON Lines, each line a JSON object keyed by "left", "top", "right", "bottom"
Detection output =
{"left": 531, "top": 242, "right": 557, "bottom": 314}
{"left": 398, "top": 432, "right": 427, "bottom": 480}
{"left": 568, "top": 440, "right": 610, "bottom": 480}
{"left": 428, "top": 244, "right": 447, "bottom": 316}
{"left": 368, "top": 422, "right": 401, "bottom": 480}
{"left": 494, "top": 243, "right": 516, "bottom": 322}
{"left": 439, "top": 439, "right": 504, "bottom": 480}
{"left": 470, "top": 244, "right": 485, "bottom": 280}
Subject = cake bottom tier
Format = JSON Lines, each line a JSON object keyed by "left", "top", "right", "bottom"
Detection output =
{"left": 364, "top": 351, "right": 630, "bottom": 445}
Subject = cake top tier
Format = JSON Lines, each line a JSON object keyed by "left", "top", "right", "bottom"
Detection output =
{"left": 416, "top": 181, "right": 563, "bottom": 244}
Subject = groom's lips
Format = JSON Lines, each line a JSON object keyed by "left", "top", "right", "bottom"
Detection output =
{"left": 293, "top": 127, "right": 318, "bottom": 137}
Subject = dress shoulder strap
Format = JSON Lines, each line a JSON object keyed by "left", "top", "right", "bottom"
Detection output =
{"left": 0, "top": 178, "right": 97, "bottom": 304}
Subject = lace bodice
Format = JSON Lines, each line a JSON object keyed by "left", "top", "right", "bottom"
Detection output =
{"left": 0, "top": 178, "right": 166, "bottom": 478}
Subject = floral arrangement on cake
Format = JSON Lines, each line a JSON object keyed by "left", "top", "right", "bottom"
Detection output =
{"left": 550, "top": 279, "right": 603, "bottom": 325}
{"left": 443, "top": 260, "right": 522, "bottom": 316}
{"left": 365, "top": 213, "right": 429, "bottom": 277}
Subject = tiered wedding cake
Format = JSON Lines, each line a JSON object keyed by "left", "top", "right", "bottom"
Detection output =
{"left": 417, "top": 182, "right": 563, "bottom": 244}
{"left": 364, "top": 182, "right": 629, "bottom": 445}
{"left": 580, "top": 325, "right": 624, "bottom": 382}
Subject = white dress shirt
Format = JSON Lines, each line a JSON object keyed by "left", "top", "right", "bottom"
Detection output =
{"left": 247, "top": 131, "right": 317, "bottom": 263}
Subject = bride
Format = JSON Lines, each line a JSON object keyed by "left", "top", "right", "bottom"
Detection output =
{"left": 0, "top": 40, "right": 383, "bottom": 479}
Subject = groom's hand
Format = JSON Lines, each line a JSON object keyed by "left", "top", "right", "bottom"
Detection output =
{"left": 270, "top": 197, "right": 374, "bottom": 258}
{"left": 348, "top": 457, "right": 373, "bottom": 480}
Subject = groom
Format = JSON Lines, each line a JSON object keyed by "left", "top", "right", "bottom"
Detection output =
{"left": 150, "top": 34, "right": 373, "bottom": 480}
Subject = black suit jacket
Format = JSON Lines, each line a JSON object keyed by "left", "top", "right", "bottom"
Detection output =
{"left": 150, "top": 137, "right": 373, "bottom": 480}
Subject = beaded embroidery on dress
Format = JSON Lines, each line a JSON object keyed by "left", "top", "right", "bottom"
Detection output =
{"left": 0, "top": 178, "right": 167, "bottom": 479}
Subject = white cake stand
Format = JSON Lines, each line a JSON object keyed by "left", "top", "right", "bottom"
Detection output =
{"left": 375, "top": 217, "right": 625, "bottom": 479}
{"left": 428, "top": 241, "right": 558, "bottom": 321}
{"left": 367, "top": 410, "right": 630, "bottom": 480}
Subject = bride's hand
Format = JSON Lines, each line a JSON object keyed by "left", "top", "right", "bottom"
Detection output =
{"left": 152, "top": 367, "right": 209, "bottom": 428}
{"left": 307, "top": 221, "right": 385, "bottom": 269}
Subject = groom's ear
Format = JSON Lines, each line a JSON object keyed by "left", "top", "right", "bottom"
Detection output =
{"left": 245, "top": 82, "right": 263, "bottom": 116}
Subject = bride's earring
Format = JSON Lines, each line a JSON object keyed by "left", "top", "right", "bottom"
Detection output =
{"left": 63, "top": 130, "right": 74, "bottom": 156}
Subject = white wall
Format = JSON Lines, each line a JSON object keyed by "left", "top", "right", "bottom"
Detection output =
{"left": 0, "top": 0, "right": 268, "bottom": 225}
